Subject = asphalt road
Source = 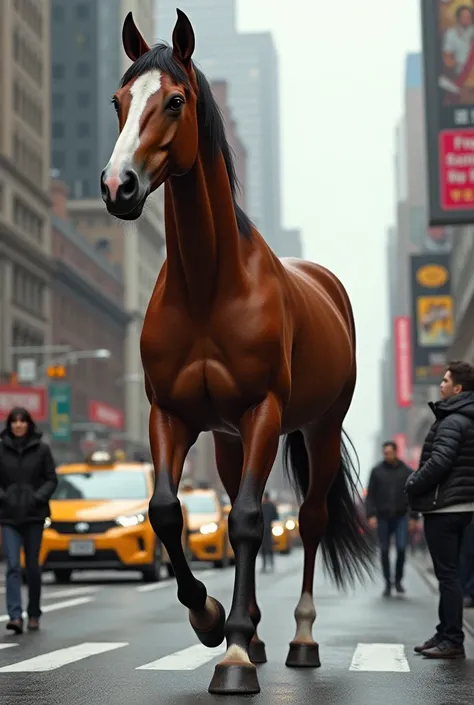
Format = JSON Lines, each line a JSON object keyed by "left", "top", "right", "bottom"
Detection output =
{"left": 0, "top": 550, "right": 473, "bottom": 704}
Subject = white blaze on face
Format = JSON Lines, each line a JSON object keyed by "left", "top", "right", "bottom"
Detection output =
{"left": 104, "top": 69, "right": 162, "bottom": 195}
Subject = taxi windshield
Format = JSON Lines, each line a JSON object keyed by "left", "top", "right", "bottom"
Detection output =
{"left": 52, "top": 470, "right": 148, "bottom": 500}
{"left": 180, "top": 494, "right": 218, "bottom": 514}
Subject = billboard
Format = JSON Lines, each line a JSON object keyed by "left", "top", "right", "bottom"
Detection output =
{"left": 421, "top": 0, "right": 474, "bottom": 225}
{"left": 0, "top": 386, "right": 47, "bottom": 422}
{"left": 410, "top": 253, "right": 454, "bottom": 384}
{"left": 394, "top": 316, "right": 413, "bottom": 407}
{"left": 89, "top": 400, "right": 124, "bottom": 430}
{"left": 48, "top": 383, "right": 72, "bottom": 442}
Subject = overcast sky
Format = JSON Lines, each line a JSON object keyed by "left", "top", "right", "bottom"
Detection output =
{"left": 236, "top": 1, "right": 422, "bottom": 483}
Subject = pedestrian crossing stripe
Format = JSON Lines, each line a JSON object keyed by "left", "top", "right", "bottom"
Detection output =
{"left": 0, "top": 641, "right": 414, "bottom": 673}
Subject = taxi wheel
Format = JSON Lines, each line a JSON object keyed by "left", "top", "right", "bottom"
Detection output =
{"left": 54, "top": 569, "right": 72, "bottom": 584}
{"left": 141, "top": 541, "right": 162, "bottom": 583}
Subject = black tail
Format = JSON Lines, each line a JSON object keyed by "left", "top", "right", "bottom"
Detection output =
{"left": 282, "top": 429, "right": 376, "bottom": 589}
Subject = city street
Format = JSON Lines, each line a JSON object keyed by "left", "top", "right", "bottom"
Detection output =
{"left": 0, "top": 550, "right": 473, "bottom": 704}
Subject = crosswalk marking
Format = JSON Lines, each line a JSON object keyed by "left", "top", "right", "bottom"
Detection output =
{"left": 42, "top": 587, "right": 99, "bottom": 600}
{"left": 136, "top": 643, "right": 226, "bottom": 671}
{"left": 136, "top": 581, "right": 172, "bottom": 593}
{"left": 0, "top": 644, "right": 18, "bottom": 650}
{"left": 349, "top": 643, "right": 410, "bottom": 672}
{"left": 0, "top": 642, "right": 129, "bottom": 672}
{"left": 0, "top": 596, "right": 94, "bottom": 624}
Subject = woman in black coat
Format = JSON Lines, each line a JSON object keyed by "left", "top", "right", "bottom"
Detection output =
{"left": 0, "top": 407, "right": 58, "bottom": 634}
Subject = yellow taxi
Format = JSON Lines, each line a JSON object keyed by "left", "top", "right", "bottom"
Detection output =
{"left": 178, "top": 485, "right": 233, "bottom": 568}
{"left": 27, "top": 450, "right": 189, "bottom": 584}
{"left": 271, "top": 504, "right": 299, "bottom": 554}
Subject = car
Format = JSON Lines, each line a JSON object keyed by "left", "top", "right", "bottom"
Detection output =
{"left": 21, "top": 450, "right": 189, "bottom": 583}
{"left": 178, "top": 485, "right": 233, "bottom": 568}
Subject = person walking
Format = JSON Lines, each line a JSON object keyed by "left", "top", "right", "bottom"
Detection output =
{"left": 406, "top": 361, "right": 474, "bottom": 659}
{"left": 366, "top": 441, "right": 418, "bottom": 597}
{"left": 460, "top": 519, "right": 474, "bottom": 608}
{"left": 0, "top": 407, "right": 58, "bottom": 634}
{"left": 260, "top": 492, "right": 278, "bottom": 572}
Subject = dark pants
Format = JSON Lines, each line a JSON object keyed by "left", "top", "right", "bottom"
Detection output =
{"left": 377, "top": 515, "right": 409, "bottom": 584}
{"left": 460, "top": 520, "right": 474, "bottom": 599}
{"left": 260, "top": 529, "right": 274, "bottom": 571}
{"left": 2, "top": 523, "right": 44, "bottom": 621}
{"left": 424, "top": 511, "right": 473, "bottom": 646}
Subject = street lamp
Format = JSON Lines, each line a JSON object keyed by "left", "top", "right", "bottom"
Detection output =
{"left": 8, "top": 346, "right": 112, "bottom": 384}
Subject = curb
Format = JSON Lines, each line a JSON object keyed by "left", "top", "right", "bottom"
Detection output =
{"left": 410, "top": 555, "right": 474, "bottom": 639}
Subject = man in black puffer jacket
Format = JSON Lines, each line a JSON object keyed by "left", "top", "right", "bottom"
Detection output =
{"left": 406, "top": 361, "right": 474, "bottom": 660}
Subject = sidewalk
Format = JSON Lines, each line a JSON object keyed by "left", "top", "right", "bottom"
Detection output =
{"left": 410, "top": 550, "right": 474, "bottom": 637}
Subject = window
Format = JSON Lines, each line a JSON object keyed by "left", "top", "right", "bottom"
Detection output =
{"left": 77, "top": 150, "right": 90, "bottom": 167}
{"left": 53, "top": 470, "right": 148, "bottom": 501}
{"left": 53, "top": 93, "right": 64, "bottom": 110}
{"left": 76, "top": 3, "right": 89, "bottom": 20}
{"left": 52, "top": 64, "right": 64, "bottom": 79}
{"left": 77, "top": 92, "right": 90, "bottom": 107}
{"left": 52, "top": 150, "right": 65, "bottom": 168}
{"left": 52, "top": 6, "right": 64, "bottom": 21}
{"left": 76, "top": 62, "right": 89, "bottom": 78}
{"left": 77, "top": 122, "right": 89, "bottom": 137}
{"left": 52, "top": 122, "right": 64, "bottom": 138}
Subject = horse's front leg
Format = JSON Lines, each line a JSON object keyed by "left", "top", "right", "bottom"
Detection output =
{"left": 148, "top": 403, "right": 226, "bottom": 647}
{"left": 209, "top": 394, "right": 282, "bottom": 695}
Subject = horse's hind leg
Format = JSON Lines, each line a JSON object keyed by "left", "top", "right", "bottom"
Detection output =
{"left": 148, "top": 404, "right": 226, "bottom": 648}
{"left": 213, "top": 432, "right": 267, "bottom": 665}
{"left": 286, "top": 424, "right": 343, "bottom": 668}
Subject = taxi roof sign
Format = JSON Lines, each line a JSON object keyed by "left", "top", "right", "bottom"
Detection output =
{"left": 87, "top": 450, "right": 114, "bottom": 466}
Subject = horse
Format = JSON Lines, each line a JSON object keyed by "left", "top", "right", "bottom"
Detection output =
{"left": 100, "top": 9, "right": 375, "bottom": 695}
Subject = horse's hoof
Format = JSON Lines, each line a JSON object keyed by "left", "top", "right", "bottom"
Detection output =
{"left": 285, "top": 641, "right": 321, "bottom": 668}
{"left": 190, "top": 597, "right": 226, "bottom": 648}
{"left": 208, "top": 663, "right": 260, "bottom": 695}
{"left": 249, "top": 638, "right": 267, "bottom": 664}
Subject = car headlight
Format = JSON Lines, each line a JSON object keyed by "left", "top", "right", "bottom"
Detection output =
{"left": 200, "top": 522, "right": 218, "bottom": 535}
{"left": 115, "top": 512, "right": 147, "bottom": 528}
{"left": 44, "top": 517, "right": 51, "bottom": 528}
{"left": 272, "top": 525, "right": 284, "bottom": 537}
{"left": 285, "top": 520, "right": 296, "bottom": 530}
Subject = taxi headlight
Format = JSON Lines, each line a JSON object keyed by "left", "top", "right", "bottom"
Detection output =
{"left": 272, "top": 525, "right": 284, "bottom": 537}
{"left": 200, "top": 522, "right": 218, "bottom": 535}
{"left": 285, "top": 519, "right": 296, "bottom": 530}
{"left": 44, "top": 517, "right": 51, "bottom": 529}
{"left": 115, "top": 512, "right": 147, "bottom": 528}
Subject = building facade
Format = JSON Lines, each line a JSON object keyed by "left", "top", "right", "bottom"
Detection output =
{"left": 50, "top": 180, "right": 129, "bottom": 459}
{"left": 0, "top": 0, "right": 53, "bottom": 382}
{"left": 51, "top": 0, "right": 165, "bottom": 447}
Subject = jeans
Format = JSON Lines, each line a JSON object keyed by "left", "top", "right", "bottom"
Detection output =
{"left": 424, "top": 511, "right": 473, "bottom": 646}
{"left": 2, "top": 523, "right": 44, "bottom": 621}
{"left": 377, "top": 515, "right": 409, "bottom": 584}
{"left": 460, "top": 520, "right": 474, "bottom": 598}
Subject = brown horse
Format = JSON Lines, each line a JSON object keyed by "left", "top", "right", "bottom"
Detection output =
{"left": 101, "top": 10, "right": 375, "bottom": 695}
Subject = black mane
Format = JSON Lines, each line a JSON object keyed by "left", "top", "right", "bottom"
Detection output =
{"left": 120, "top": 43, "right": 252, "bottom": 239}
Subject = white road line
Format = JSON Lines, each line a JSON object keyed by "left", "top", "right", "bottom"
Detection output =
{"left": 0, "top": 596, "right": 94, "bottom": 623}
{"left": 42, "top": 587, "right": 98, "bottom": 600}
{"left": 0, "top": 644, "right": 18, "bottom": 650}
{"left": 137, "top": 643, "right": 226, "bottom": 671}
{"left": 349, "top": 643, "right": 410, "bottom": 672}
{"left": 136, "top": 580, "right": 172, "bottom": 593}
{"left": 198, "top": 570, "right": 217, "bottom": 578}
{"left": 0, "top": 642, "right": 129, "bottom": 672}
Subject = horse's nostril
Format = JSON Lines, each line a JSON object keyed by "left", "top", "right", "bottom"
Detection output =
{"left": 122, "top": 169, "right": 139, "bottom": 198}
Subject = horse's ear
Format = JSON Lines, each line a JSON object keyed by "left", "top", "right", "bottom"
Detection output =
{"left": 122, "top": 12, "right": 150, "bottom": 62}
{"left": 172, "top": 8, "right": 195, "bottom": 68}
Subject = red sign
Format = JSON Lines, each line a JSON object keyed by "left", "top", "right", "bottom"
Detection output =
{"left": 394, "top": 317, "right": 412, "bottom": 408}
{"left": 393, "top": 433, "right": 407, "bottom": 463}
{"left": 0, "top": 386, "right": 47, "bottom": 422}
{"left": 439, "top": 130, "right": 474, "bottom": 210}
{"left": 89, "top": 401, "right": 124, "bottom": 430}
{"left": 407, "top": 446, "right": 421, "bottom": 471}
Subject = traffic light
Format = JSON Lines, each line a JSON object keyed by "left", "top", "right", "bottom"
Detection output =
{"left": 47, "top": 364, "right": 66, "bottom": 379}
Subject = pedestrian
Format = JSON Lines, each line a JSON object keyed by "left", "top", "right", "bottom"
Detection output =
{"left": 460, "top": 519, "right": 474, "bottom": 608}
{"left": 0, "top": 407, "right": 58, "bottom": 634}
{"left": 406, "top": 361, "right": 474, "bottom": 659}
{"left": 260, "top": 492, "right": 278, "bottom": 572}
{"left": 366, "top": 441, "right": 419, "bottom": 597}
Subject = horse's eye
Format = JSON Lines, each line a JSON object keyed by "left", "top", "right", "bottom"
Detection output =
{"left": 168, "top": 96, "right": 184, "bottom": 112}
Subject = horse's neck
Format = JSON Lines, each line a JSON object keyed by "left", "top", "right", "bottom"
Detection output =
{"left": 164, "top": 152, "right": 243, "bottom": 314}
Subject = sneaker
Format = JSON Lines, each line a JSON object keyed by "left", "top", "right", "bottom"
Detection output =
{"left": 422, "top": 640, "right": 465, "bottom": 659}
{"left": 414, "top": 634, "right": 440, "bottom": 654}
{"left": 6, "top": 618, "right": 23, "bottom": 635}
{"left": 27, "top": 617, "right": 40, "bottom": 631}
{"left": 395, "top": 581, "right": 405, "bottom": 594}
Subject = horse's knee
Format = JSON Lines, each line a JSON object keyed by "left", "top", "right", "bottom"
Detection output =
{"left": 148, "top": 474, "right": 182, "bottom": 538}
{"left": 228, "top": 498, "right": 263, "bottom": 550}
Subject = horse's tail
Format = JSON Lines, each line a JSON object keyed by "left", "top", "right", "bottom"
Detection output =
{"left": 282, "top": 428, "right": 376, "bottom": 590}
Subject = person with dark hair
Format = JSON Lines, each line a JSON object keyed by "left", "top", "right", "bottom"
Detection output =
{"left": 406, "top": 361, "right": 474, "bottom": 659}
{"left": 0, "top": 407, "right": 57, "bottom": 634}
{"left": 366, "top": 440, "right": 417, "bottom": 597}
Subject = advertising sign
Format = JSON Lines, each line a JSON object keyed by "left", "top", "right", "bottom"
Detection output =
{"left": 421, "top": 0, "right": 474, "bottom": 224}
{"left": 48, "top": 383, "right": 72, "bottom": 442}
{"left": 89, "top": 401, "right": 124, "bottom": 430}
{"left": 410, "top": 253, "right": 454, "bottom": 384}
{"left": 0, "top": 386, "right": 47, "bottom": 422}
{"left": 394, "top": 317, "right": 413, "bottom": 408}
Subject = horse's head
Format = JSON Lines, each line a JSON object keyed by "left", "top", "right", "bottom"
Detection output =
{"left": 101, "top": 10, "right": 198, "bottom": 220}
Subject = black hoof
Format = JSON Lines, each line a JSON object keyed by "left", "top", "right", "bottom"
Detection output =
{"left": 249, "top": 638, "right": 267, "bottom": 664}
{"left": 190, "top": 597, "right": 226, "bottom": 648}
{"left": 208, "top": 663, "right": 260, "bottom": 695}
{"left": 285, "top": 641, "right": 321, "bottom": 668}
